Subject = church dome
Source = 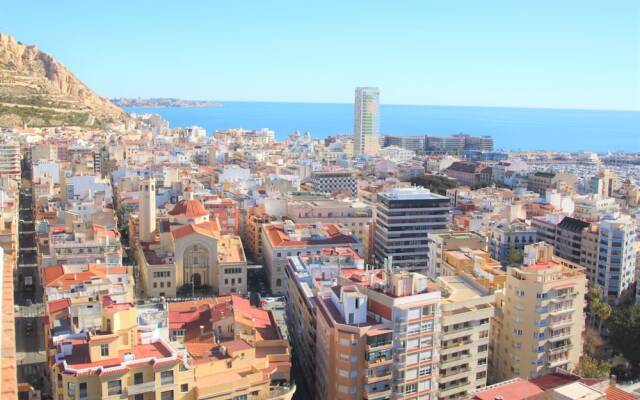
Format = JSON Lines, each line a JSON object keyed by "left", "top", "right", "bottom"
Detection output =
{"left": 168, "top": 199, "right": 209, "bottom": 218}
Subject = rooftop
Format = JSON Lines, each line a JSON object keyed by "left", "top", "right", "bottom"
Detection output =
{"left": 379, "top": 186, "right": 447, "bottom": 201}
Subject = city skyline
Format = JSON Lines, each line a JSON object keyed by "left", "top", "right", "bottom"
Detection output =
{"left": 2, "top": 1, "right": 639, "bottom": 111}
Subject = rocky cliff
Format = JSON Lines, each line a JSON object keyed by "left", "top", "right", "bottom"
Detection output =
{"left": 0, "top": 33, "right": 127, "bottom": 127}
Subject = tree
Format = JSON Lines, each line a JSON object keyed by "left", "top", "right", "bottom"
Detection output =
{"left": 506, "top": 244, "right": 523, "bottom": 266}
{"left": 608, "top": 304, "right": 640, "bottom": 368}
{"left": 575, "top": 355, "right": 612, "bottom": 379}
{"left": 408, "top": 174, "right": 458, "bottom": 195}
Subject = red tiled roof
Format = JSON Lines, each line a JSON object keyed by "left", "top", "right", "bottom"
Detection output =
{"left": 48, "top": 298, "right": 71, "bottom": 314}
{"left": 171, "top": 221, "right": 220, "bottom": 240}
{"left": 168, "top": 199, "right": 209, "bottom": 218}
{"left": 473, "top": 378, "right": 544, "bottom": 400}
{"left": 606, "top": 386, "right": 639, "bottom": 400}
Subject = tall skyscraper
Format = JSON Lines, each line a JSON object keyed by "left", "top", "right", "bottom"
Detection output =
{"left": 354, "top": 87, "right": 380, "bottom": 156}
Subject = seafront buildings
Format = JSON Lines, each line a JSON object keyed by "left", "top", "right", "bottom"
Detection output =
{"left": 4, "top": 88, "right": 640, "bottom": 400}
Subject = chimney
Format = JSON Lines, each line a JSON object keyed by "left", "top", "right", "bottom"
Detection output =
{"left": 610, "top": 374, "right": 617, "bottom": 387}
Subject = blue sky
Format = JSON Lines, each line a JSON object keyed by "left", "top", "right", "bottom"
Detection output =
{"left": 2, "top": 1, "right": 639, "bottom": 110}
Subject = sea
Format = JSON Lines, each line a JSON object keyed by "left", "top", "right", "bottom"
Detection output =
{"left": 125, "top": 102, "right": 640, "bottom": 153}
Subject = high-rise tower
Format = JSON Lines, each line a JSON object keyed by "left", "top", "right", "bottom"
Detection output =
{"left": 353, "top": 87, "right": 380, "bottom": 156}
{"left": 139, "top": 177, "right": 156, "bottom": 242}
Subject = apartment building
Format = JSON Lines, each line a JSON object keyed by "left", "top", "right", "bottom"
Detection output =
{"left": 573, "top": 195, "right": 619, "bottom": 222}
{"left": 440, "top": 248, "right": 506, "bottom": 293}
{"left": 241, "top": 205, "right": 274, "bottom": 263}
{"left": 51, "top": 300, "right": 195, "bottom": 400}
{"left": 201, "top": 195, "right": 239, "bottom": 235}
{"left": 167, "top": 295, "right": 295, "bottom": 400}
{"left": 0, "top": 141, "right": 21, "bottom": 180}
{"left": 37, "top": 223, "right": 123, "bottom": 268}
{"left": 436, "top": 275, "right": 494, "bottom": 399}
{"left": 491, "top": 242, "right": 586, "bottom": 382}
{"left": 309, "top": 170, "right": 358, "bottom": 196}
{"left": 426, "top": 231, "right": 487, "bottom": 280}
{"left": 284, "top": 247, "right": 364, "bottom": 399}
{"left": 373, "top": 187, "right": 450, "bottom": 273}
{"left": 286, "top": 198, "right": 373, "bottom": 260}
{"left": 488, "top": 222, "right": 538, "bottom": 266}
{"left": 443, "top": 162, "right": 492, "bottom": 188}
{"left": 527, "top": 171, "right": 576, "bottom": 196}
{"left": 532, "top": 215, "right": 590, "bottom": 265}
{"left": 311, "top": 268, "right": 441, "bottom": 400}
{"left": 262, "top": 221, "right": 362, "bottom": 294}
{"left": 593, "top": 213, "right": 637, "bottom": 303}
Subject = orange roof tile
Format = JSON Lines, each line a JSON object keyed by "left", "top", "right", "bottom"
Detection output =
{"left": 168, "top": 199, "right": 209, "bottom": 218}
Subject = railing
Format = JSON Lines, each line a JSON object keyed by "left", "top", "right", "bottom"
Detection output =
{"left": 268, "top": 384, "right": 296, "bottom": 399}
{"left": 127, "top": 381, "right": 156, "bottom": 395}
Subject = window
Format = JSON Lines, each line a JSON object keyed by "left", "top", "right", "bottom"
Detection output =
{"left": 160, "top": 370, "right": 174, "bottom": 385}
{"left": 100, "top": 343, "right": 109, "bottom": 357}
{"left": 181, "top": 384, "right": 189, "bottom": 393}
{"left": 107, "top": 380, "right": 122, "bottom": 396}
{"left": 67, "top": 382, "right": 75, "bottom": 397}
{"left": 79, "top": 382, "right": 87, "bottom": 399}
{"left": 161, "top": 390, "right": 174, "bottom": 400}
{"left": 405, "top": 383, "right": 417, "bottom": 394}
{"left": 134, "top": 372, "right": 143, "bottom": 384}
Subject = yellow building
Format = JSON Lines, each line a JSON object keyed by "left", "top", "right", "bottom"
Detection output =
{"left": 436, "top": 275, "right": 495, "bottom": 399}
{"left": 168, "top": 295, "right": 295, "bottom": 400}
{"left": 441, "top": 248, "right": 506, "bottom": 293}
{"left": 51, "top": 301, "right": 195, "bottom": 400}
{"left": 491, "top": 242, "right": 587, "bottom": 382}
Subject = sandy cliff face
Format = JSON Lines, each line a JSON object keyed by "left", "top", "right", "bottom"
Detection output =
{"left": 0, "top": 33, "right": 127, "bottom": 127}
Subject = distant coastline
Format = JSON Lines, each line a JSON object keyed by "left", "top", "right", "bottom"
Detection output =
{"left": 112, "top": 97, "right": 222, "bottom": 108}
{"left": 124, "top": 102, "right": 640, "bottom": 152}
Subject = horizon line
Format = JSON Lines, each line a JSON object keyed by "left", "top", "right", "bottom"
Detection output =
{"left": 116, "top": 98, "right": 640, "bottom": 113}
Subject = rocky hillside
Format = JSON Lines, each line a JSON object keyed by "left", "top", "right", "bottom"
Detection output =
{"left": 0, "top": 33, "right": 127, "bottom": 127}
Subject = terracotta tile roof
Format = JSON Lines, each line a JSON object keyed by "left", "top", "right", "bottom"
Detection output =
{"left": 472, "top": 378, "right": 544, "bottom": 400}
{"left": 48, "top": 298, "right": 71, "bottom": 314}
{"left": 171, "top": 221, "right": 220, "bottom": 240}
{"left": 168, "top": 199, "right": 209, "bottom": 218}
{"left": 606, "top": 387, "right": 639, "bottom": 400}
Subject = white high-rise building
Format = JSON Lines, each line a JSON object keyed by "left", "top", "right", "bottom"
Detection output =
{"left": 354, "top": 87, "right": 380, "bottom": 156}
{"left": 594, "top": 213, "right": 637, "bottom": 303}
{"left": 139, "top": 178, "right": 156, "bottom": 242}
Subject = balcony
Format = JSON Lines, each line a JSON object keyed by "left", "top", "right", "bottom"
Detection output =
{"left": 127, "top": 381, "right": 156, "bottom": 396}
{"left": 547, "top": 330, "right": 572, "bottom": 341}
{"left": 365, "top": 368, "right": 393, "bottom": 384}
{"left": 364, "top": 387, "right": 392, "bottom": 399}
{"left": 439, "top": 366, "right": 471, "bottom": 383}
{"left": 440, "top": 339, "right": 473, "bottom": 354}
{"left": 440, "top": 353, "right": 471, "bottom": 368}
{"left": 548, "top": 318, "right": 573, "bottom": 329}
{"left": 547, "top": 356, "right": 570, "bottom": 368}
{"left": 549, "top": 307, "right": 575, "bottom": 317}
{"left": 365, "top": 357, "right": 393, "bottom": 368}
{"left": 547, "top": 344, "right": 572, "bottom": 355}
{"left": 268, "top": 384, "right": 296, "bottom": 400}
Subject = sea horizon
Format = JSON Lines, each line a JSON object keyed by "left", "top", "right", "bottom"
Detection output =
{"left": 126, "top": 101, "right": 640, "bottom": 153}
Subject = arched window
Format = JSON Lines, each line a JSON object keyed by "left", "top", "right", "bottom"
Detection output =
{"left": 276, "top": 278, "right": 282, "bottom": 287}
